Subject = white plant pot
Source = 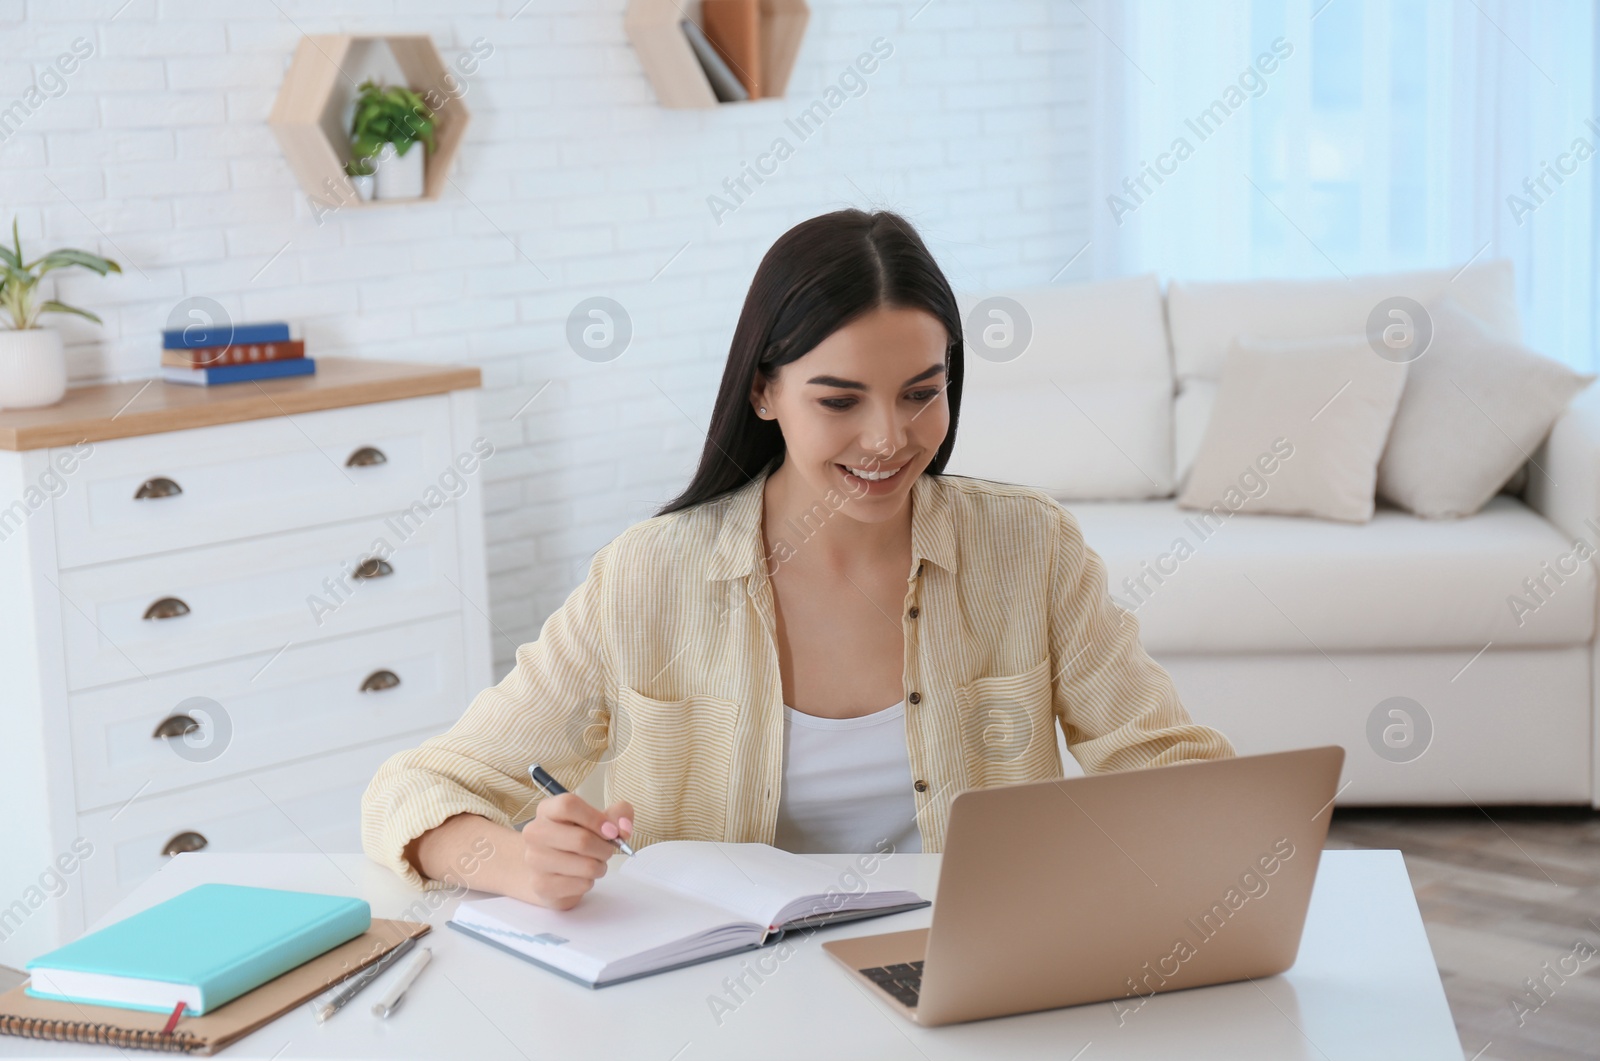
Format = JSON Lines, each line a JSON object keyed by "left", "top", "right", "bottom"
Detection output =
{"left": 0, "top": 328, "right": 67, "bottom": 410}
{"left": 373, "top": 142, "right": 426, "bottom": 200}
{"left": 351, "top": 172, "right": 375, "bottom": 201}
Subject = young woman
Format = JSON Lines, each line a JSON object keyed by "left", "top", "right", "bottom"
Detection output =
{"left": 361, "top": 209, "right": 1234, "bottom": 910}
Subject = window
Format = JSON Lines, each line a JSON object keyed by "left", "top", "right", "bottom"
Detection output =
{"left": 1093, "top": 0, "right": 1598, "bottom": 370}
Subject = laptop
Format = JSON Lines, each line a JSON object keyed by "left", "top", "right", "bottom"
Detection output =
{"left": 821, "top": 744, "right": 1345, "bottom": 1026}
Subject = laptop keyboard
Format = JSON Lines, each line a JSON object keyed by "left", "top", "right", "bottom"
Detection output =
{"left": 858, "top": 961, "right": 924, "bottom": 1007}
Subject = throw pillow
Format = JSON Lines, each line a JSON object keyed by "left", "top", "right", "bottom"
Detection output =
{"left": 1375, "top": 295, "right": 1595, "bottom": 518}
{"left": 1177, "top": 334, "right": 1408, "bottom": 523}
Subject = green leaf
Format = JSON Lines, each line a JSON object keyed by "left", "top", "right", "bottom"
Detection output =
{"left": 32, "top": 249, "right": 122, "bottom": 277}
{"left": 38, "top": 300, "right": 103, "bottom": 325}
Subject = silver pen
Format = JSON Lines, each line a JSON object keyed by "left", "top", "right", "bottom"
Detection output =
{"left": 312, "top": 935, "right": 417, "bottom": 1023}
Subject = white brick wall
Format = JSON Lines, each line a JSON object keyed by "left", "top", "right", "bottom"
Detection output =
{"left": 2, "top": 0, "right": 1094, "bottom": 676}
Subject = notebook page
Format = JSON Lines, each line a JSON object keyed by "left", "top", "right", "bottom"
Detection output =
{"left": 450, "top": 871, "right": 757, "bottom": 983}
{"left": 616, "top": 842, "right": 853, "bottom": 929}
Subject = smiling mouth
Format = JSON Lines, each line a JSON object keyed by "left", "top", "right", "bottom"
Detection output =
{"left": 837, "top": 461, "right": 908, "bottom": 483}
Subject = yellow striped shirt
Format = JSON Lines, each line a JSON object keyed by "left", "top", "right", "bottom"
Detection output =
{"left": 360, "top": 466, "right": 1236, "bottom": 890}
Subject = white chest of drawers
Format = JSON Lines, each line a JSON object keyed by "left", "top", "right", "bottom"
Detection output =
{"left": 0, "top": 358, "right": 492, "bottom": 967}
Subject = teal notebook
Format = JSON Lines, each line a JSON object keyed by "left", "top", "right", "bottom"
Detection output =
{"left": 24, "top": 884, "right": 370, "bottom": 1016}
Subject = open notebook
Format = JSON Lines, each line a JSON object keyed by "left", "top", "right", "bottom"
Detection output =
{"left": 448, "top": 841, "right": 928, "bottom": 988}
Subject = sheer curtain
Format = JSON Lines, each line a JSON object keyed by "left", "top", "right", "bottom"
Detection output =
{"left": 1090, "top": 0, "right": 1598, "bottom": 371}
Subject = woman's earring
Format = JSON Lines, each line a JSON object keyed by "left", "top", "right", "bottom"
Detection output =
{"left": 759, "top": 406, "right": 767, "bottom": 415}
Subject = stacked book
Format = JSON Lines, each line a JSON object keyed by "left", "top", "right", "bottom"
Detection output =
{"left": 161, "top": 320, "right": 315, "bottom": 386}
{"left": 0, "top": 884, "right": 427, "bottom": 1054}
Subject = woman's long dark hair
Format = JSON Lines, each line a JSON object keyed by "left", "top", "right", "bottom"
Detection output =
{"left": 655, "top": 208, "right": 964, "bottom": 517}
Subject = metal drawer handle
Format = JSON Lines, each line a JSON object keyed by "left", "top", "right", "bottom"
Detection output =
{"left": 346, "top": 446, "right": 388, "bottom": 467}
{"left": 143, "top": 597, "right": 191, "bottom": 620}
{"left": 151, "top": 714, "right": 200, "bottom": 739}
{"left": 361, "top": 669, "right": 401, "bottom": 693}
{"left": 134, "top": 476, "right": 183, "bottom": 499}
{"left": 161, "top": 831, "right": 208, "bottom": 857}
{"left": 353, "top": 558, "right": 393, "bottom": 580}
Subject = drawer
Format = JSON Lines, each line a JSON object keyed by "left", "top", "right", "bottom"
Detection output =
{"left": 70, "top": 614, "right": 469, "bottom": 811}
{"left": 76, "top": 735, "right": 425, "bottom": 927}
{"left": 60, "top": 511, "right": 462, "bottom": 689}
{"left": 52, "top": 395, "right": 458, "bottom": 567}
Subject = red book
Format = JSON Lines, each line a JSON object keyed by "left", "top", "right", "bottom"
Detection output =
{"left": 161, "top": 339, "right": 305, "bottom": 369}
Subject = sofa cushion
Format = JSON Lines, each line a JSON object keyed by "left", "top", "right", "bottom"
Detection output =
{"left": 1376, "top": 295, "right": 1596, "bottom": 519}
{"left": 1165, "top": 258, "right": 1521, "bottom": 385}
{"left": 1176, "top": 334, "right": 1408, "bottom": 523}
{"left": 947, "top": 275, "right": 1175, "bottom": 499}
{"left": 1065, "top": 495, "right": 1594, "bottom": 653}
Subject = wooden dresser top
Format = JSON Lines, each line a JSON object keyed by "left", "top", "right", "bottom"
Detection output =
{"left": 0, "top": 357, "right": 481, "bottom": 451}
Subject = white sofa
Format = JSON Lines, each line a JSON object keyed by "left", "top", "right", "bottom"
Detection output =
{"left": 948, "top": 263, "right": 1600, "bottom": 808}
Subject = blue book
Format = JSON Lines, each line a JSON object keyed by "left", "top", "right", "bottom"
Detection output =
{"left": 161, "top": 357, "right": 316, "bottom": 387}
{"left": 162, "top": 321, "right": 290, "bottom": 350}
{"left": 24, "top": 884, "right": 370, "bottom": 1015}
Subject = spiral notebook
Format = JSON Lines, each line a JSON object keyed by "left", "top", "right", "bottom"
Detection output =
{"left": 449, "top": 841, "right": 928, "bottom": 988}
{"left": 0, "top": 918, "right": 428, "bottom": 1055}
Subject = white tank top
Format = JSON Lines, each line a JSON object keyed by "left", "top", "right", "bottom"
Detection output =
{"left": 772, "top": 699, "right": 924, "bottom": 854}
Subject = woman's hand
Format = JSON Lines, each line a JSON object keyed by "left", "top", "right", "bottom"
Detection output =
{"left": 519, "top": 793, "right": 635, "bottom": 910}
{"left": 409, "top": 799, "right": 635, "bottom": 911}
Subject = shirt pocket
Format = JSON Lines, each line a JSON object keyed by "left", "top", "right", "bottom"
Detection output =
{"left": 607, "top": 685, "right": 742, "bottom": 844}
{"left": 954, "top": 657, "right": 1060, "bottom": 784}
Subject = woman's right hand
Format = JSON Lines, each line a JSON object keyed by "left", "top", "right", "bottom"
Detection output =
{"left": 519, "top": 793, "right": 635, "bottom": 910}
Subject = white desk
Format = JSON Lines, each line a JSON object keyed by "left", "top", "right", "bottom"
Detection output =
{"left": 1, "top": 850, "right": 1462, "bottom": 1060}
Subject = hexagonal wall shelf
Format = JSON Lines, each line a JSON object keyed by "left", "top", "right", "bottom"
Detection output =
{"left": 268, "top": 34, "right": 470, "bottom": 208}
{"left": 626, "top": 0, "right": 809, "bottom": 108}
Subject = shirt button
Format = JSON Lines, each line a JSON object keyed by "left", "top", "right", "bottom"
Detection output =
{"left": 907, "top": 606, "right": 920, "bottom": 619}
{"left": 914, "top": 780, "right": 929, "bottom": 792}
{"left": 908, "top": 691, "right": 921, "bottom": 705}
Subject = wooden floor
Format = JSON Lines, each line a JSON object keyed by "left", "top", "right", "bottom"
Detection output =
{"left": 1326, "top": 806, "right": 1600, "bottom": 1061}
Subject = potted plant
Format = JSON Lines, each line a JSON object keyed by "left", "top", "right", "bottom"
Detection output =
{"left": 348, "top": 78, "right": 437, "bottom": 201}
{"left": 0, "top": 218, "right": 121, "bottom": 410}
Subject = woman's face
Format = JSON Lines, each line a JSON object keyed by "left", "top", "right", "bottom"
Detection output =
{"left": 753, "top": 304, "right": 951, "bottom": 522}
